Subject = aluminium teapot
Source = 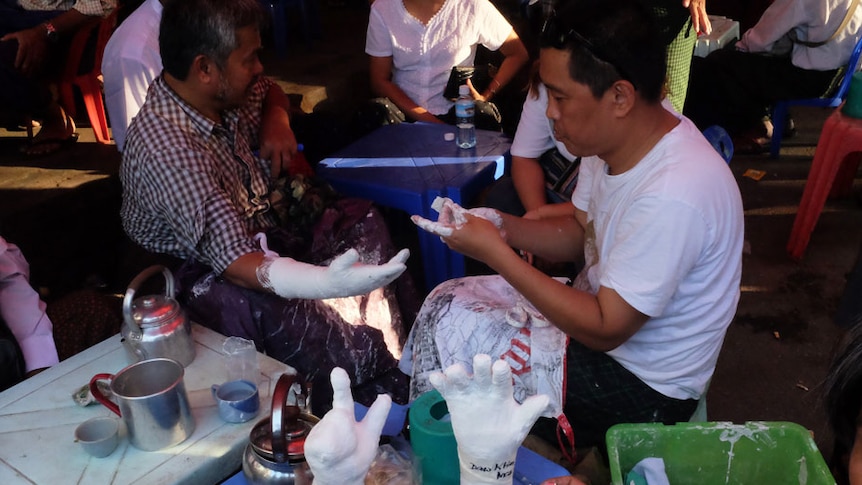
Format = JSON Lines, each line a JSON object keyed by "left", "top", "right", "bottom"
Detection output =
{"left": 120, "top": 265, "right": 196, "bottom": 367}
{"left": 243, "top": 373, "right": 318, "bottom": 485}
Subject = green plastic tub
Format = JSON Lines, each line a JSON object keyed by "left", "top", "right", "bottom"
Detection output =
{"left": 606, "top": 421, "right": 835, "bottom": 485}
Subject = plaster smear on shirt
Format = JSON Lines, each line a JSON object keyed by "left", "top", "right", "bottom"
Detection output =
{"left": 191, "top": 273, "right": 216, "bottom": 298}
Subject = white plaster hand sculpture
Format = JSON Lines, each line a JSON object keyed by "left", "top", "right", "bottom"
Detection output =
{"left": 304, "top": 367, "right": 392, "bottom": 485}
{"left": 430, "top": 354, "right": 550, "bottom": 485}
{"left": 255, "top": 233, "right": 410, "bottom": 299}
{"left": 411, "top": 196, "right": 504, "bottom": 238}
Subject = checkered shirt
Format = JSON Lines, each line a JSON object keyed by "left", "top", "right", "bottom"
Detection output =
{"left": 120, "top": 75, "right": 278, "bottom": 274}
{"left": 18, "top": 0, "right": 114, "bottom": 17}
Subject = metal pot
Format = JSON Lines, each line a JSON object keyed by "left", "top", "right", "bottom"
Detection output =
{"left": 120, "top": 265, "right": 196, "bottom": 367}
{"left": 243, "top": 373, "right": 318, "bottom": 485}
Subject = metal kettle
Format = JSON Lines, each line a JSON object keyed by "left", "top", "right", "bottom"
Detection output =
{"left": 120, "top": 265, "right": 196, "bottom": 367}
{"left": 243, "top": 373, "right": 318, "bottom": 485}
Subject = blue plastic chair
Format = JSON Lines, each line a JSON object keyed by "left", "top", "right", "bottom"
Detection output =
{"left": 770, "top": 34, "right": 862, "bottom": 158}
{"left": 703, "top": 125, "right": 734, "bottom": 164}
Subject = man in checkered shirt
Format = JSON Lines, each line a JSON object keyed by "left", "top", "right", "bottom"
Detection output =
{"left": 120, "top": 0, "right": 416, "bottom": 411}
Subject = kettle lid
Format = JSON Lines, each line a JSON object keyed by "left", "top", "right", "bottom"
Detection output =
{"left": 131, "top": 295, "right": 181, "bottom": 327}
{"left": 249, "top": 415, "right": 313, "bottom": 462}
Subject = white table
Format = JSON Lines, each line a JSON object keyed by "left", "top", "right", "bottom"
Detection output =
{"left": 0, "top": 324, "right": 292, "bottom": 485}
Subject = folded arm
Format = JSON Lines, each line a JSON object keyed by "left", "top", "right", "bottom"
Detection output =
{"left": 476, "top": 31, "right": 529, "bottom": 102}
{"left": 259, "top": 82, "right": 299, "bottom": 179}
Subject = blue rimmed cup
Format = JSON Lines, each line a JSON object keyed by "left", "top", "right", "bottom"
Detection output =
{"left": 211, "top": 379, "right": 260, "bottom": 423}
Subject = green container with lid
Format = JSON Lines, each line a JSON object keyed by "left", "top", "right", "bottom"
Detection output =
{"left": 607, "top": 421, "right": 836, "bottom": 485}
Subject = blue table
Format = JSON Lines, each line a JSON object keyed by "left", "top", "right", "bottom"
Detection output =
{"left": 317, "top": 122, "right": 511, "bottom": 290}
{"left": 221, "top": 443, "right": 569, "bottom": 484}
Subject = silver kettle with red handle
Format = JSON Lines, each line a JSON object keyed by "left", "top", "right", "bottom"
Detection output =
{"left": 120, "top": 265, "right": 196, "bottom": 367}
{"left": 243, "top": 373, "right": 318, "bottom": 485}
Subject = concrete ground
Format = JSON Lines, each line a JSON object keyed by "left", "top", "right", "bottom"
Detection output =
{"left": 1, "top": 2, "right": 860, "bottom": 479}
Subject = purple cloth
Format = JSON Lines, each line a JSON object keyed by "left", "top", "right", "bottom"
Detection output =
{"left": 174, "top": 199, "right": 416, "bottom": 409}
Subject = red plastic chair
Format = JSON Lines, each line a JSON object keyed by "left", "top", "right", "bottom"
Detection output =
{"left": 58, "top": 9, "right": 118, "bottom": 144}
{"left": 786, "top": 107, "right": 862, "bottom": 260}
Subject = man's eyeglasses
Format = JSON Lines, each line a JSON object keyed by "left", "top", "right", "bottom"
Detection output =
{"left": 540, "top": 12, "right": 637, "bottom": 89}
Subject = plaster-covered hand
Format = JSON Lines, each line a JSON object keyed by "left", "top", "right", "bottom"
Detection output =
{"left": 429, "top": 354, "right": 550, "bottom": 485}
{"left": 305, "top": 367, "right": 392, "bottom": 485}
{"left": 411, "top": 196, "right": 503, "bottom": 238}
{"left": 256, "top": 248, "right": 409, "bottom": 299}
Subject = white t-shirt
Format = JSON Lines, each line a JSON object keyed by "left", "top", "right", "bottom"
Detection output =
{"left": 571, "top": 114, "right": 744, "bottom": 400}
{"left": 102, "top": 0, "right": 163, "bottom": 151}
{"left": 510, "top": 83, "right": 576, "bottom": 160}
{"left": 365, "top": 0, "right": 513, "bottom": 115}
{"left": 737, "top": 0, "right": 862, "bottom": 71}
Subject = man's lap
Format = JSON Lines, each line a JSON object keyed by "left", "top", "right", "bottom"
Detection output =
{"left": 402, "top": 275, "right": 700, "bottom": 450}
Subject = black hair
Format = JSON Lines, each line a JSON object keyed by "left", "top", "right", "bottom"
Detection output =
{"left": 539, "top": 0, "right": 666, "bottom": 101}
{"left": 824, "top": 319, "right": 862, "bottom": 483}
{"left": 159, "top": 0, "right": 265, "bottom": 81}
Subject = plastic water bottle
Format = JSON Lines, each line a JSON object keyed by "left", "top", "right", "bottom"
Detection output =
{"left": 455, "top": 84, "right": 476, "bottom": 149}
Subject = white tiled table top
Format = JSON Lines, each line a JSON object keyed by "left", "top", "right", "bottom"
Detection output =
{"left": 0, "top": 324, "right": 291, "bottom": 485}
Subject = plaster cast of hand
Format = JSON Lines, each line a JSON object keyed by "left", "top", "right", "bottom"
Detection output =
{"left": 411, "top": 196, "right": 504, "bottom": 238}
{"left": 256, "top": 247, "right": 410, "bottom": 299}
{"left": 305, "top": 367, "right": 392, "bottom": 485}
{"left": 429, "top": 354, "right": 550, "bottom": 485}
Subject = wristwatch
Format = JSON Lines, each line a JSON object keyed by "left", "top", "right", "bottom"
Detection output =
{"left": 43, "top": 22, "right": 59, "bottom": 43}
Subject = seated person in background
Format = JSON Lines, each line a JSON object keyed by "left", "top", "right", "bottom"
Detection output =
{"left": 824, "top": 319, "right": 862, "bottom": 485}
{"left": 403, "top": 0, "right": 744, "bottom": 453}
{"left": 360, "top": 0, "right": 529, "bottom": 134}
{"left": 0, "top": 0, "right": 114, "bottom": 156}
{"left": 0, "top": 236, "right": 59, "bottom": 392}
{"left": 102, "top": 0, "right": 164, "bottom": 152}
{"left": 121, "top": 0, "right": 416, "bottom": 411}
{"left": 684, "top": 0, "right": 862, "bottom": 153}
{"left": 482, "top": 64, "right": 581, "bottom": 219}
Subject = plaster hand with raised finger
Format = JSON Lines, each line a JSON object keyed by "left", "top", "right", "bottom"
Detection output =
{"left": 257, "top": 248, "right": 409, "bottom": 299}
{"left": 305, "top": 367, "right": 392, "bottom": 485}
{"left": 430, "top": 354, "right": 550, "bottom": 485}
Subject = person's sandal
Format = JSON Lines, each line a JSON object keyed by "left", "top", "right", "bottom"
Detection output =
{"left": 19, "top": 132, "right": 79, "bottom": 158}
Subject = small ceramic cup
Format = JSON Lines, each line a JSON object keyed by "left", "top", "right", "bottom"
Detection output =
{"left": 75, "top": 416, "right": 120, "bottom": 458}
{"left": 211, "top": 379, "right": 260, "bottom": 423}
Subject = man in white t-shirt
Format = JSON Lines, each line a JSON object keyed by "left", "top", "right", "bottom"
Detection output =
{"left": 403, "top": 0, "right": 744, "bottom": 451}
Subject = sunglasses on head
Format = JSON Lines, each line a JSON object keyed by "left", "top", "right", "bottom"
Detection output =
{"left": 540, "top": 11, "right": 637, "bottom": 90}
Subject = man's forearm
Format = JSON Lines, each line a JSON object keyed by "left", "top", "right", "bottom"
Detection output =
{"left": 46, "top": 9, "right": 94, "bottom": 36}
{"left": 502, "top": 213, "right": 583, "bottom": 263}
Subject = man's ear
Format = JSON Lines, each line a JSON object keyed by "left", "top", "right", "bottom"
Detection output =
{"left": 610, "top": 80, "right": 636, "bottom": 116}
{"left": 191, "top": 54, "right": 215, "bottom": 84}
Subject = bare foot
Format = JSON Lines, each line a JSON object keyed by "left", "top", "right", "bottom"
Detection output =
{"left": 20, "top": 103, "right": 78, "bottom": 157}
